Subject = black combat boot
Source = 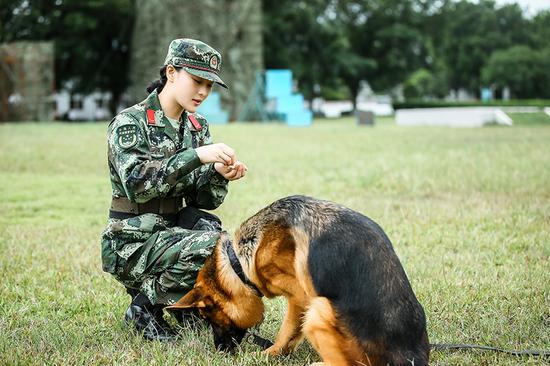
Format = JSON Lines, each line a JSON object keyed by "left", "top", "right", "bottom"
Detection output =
{"left": 124, "top": 293, "right": 177, "bottom": 341}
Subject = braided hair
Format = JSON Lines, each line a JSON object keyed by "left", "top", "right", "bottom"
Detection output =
{"left": 146, "top": 65, "right": 180, "bottom": 94}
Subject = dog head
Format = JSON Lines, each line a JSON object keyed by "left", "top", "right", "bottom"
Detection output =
{"left": 165, "top": 242, "right": 264, "bottom": 353}
{"left": 166, "top": 285, "right": 246, "bottom": 352}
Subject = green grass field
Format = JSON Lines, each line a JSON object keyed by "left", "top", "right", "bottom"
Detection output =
{"left": 1, "top": 117, "right": 549, "bottom": 365}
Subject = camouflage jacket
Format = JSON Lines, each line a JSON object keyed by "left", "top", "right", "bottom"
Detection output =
{"left": 107, "top": 89, "right": 228, "bottom": 210}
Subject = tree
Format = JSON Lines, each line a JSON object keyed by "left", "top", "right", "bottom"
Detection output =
{"left": 263, "top": 0, "right": 429, "bottom": 109}
{"left": 481, "top": 45, "right": 550, "bottom": 99}
{"left": 262, "top": 0, "right": 349, "bottom": 103}
{"left": 403, "top": 68, "right": 447, "bottom": 99}
{"left": 529, "top": 10, "right": 550, "bottom": 50}
{"left": 434, "top": 0, "right": 529, "bottom": 96}
{"left": 1, "top": 0, "right": 134, "bottom": 114}
{"left": 334, "top": 0, "right": 429, "bottom": 108}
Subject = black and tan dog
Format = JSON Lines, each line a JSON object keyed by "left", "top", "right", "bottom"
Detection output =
{"left": 167, "top": 195, "right": 429, "bottom": 366}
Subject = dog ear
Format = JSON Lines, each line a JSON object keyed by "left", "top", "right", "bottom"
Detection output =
{"left": 165, "top": 287, "right": 209, "bottom": 310}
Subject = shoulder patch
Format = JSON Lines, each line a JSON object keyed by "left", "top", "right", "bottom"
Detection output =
{"left": 187, "top": 112, "right": 208, "bottom": 132}
{"left": 116, "top": 124, "right": 138, "bottom": 149}
{"left": 188, "top": 114, "right": 202, "bottom": 130}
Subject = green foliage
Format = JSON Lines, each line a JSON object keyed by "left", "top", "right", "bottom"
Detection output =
{"left": 3, "top": 0, "right": 550, "bottom": 106}
{"left": 529, "top": 10, "right": 550, "bottom": 50}
{"left": 262, "top": 0, "right": 548, "bottom": 103}
{"left": 403, "top": 68, "right": 448, "bottom": 99}
{"left": 263, "top": 0, "right": 430, "bottom": 106}
{"left": 481, "top": 46, "right": 550, "bottom": 99}
{"left": 1, "top": 0, "right": 134, "bottom": 113}
{"left": 432, "top": 1, "right": 530, "bottom": 95}
{"left": 320, "top": 82, "right": 350, "bottom": 100}
{"left": 334, "top": 0, "right": 429, "bottom": 105}
{"left": 1, "top": 120, "right": 549, "bottom": 365}
{"left": 262, "top": 0, "right": 350, "bottom": 102}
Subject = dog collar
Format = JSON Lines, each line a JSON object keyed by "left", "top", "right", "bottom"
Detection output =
{"left": 223, "top": 239, "right": 263, "bottom": 297}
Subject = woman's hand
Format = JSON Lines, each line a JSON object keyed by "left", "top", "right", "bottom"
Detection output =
{"left": 195, "top": 143, "right": 235, "bottom": 165}
{"left": 214, "top": 161, "right": 248, "bottom": 181}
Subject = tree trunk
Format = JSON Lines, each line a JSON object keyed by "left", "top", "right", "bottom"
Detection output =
{"left": 109, "top": 89, "right": 121, "bottom": 117}
{"left": 349, "top": 83, "right": 359, "bottom": 112}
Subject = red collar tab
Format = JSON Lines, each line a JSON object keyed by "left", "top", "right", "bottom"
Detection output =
{"left": 146, "top": 109, "right": 156, "bottom": 125}
{"left": 188, "top": 114, "right": 202, "bottom": 130}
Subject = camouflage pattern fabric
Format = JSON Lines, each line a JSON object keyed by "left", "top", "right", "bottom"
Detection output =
{"left": 102, "top": 214, "right": 220, "bottom": 305}
{"left": 101, "top": 89, "right": 228, "bottom": 305}
{"left": 164, "top": 38, "right": 227, "bottom": 89}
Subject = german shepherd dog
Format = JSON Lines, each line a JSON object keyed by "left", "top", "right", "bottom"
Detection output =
{"left": 167, "top": 196, "right": 429, "bottom": 366}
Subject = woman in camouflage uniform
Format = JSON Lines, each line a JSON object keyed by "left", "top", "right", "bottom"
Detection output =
{"left": 101, "top": 38, "right": 247, "bottom": 341}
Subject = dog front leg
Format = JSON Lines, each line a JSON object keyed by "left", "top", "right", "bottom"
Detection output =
{"left": 264, "top": 298, "right": 305, "bottom": 356}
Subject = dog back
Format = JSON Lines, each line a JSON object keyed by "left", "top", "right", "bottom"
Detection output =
{"left": 265, "top": 196, "right": 430, "bottom": 365}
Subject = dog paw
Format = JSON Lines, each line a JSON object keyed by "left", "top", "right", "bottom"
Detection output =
{"left": 309, "top": 363, "right": 325, "bottom": 366}
{"left": 263, "top": 345, "right": 282, "bottom": 356}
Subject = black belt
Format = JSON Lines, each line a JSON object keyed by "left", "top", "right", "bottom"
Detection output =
{"left": 109, "top": 198, "right": 223, "bottom": 232}
{"left": 109, "top": 196, "right": 183, "bottom": 220}
{"left": 108, "top": 210, "right": 178, "bottom": 221}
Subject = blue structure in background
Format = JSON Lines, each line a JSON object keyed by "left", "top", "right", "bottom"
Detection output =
{"left": 197, "top": 92, "right": 229, "bottom": 124}
{"left": 265, "top": 69, "right": 312, "bottom": 126}
{"left": 207, "top": 70, "right": 312, "bottom": 125}
{"left": 481, "top": 87, "right": 493, "bottom": 103}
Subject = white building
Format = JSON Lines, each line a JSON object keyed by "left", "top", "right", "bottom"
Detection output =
{"left": 52, "top": 90, "right": 112, "bottom": 121}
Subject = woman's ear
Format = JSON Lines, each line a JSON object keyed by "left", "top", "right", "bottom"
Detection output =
{"left": 166, "top": 65, "right": 176, "bottom": 83}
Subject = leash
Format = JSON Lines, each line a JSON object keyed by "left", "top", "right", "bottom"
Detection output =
{"left": 246, "top": 331, "right": 274, "bottom": 350}
{"left": 245, "top": 335, "right": 550, "bottom": 358}
{"left": 431, "top": 343, "right": 550, "bottom": 358}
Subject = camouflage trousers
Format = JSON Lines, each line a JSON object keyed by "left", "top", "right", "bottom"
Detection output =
{"left": 101, "top": 213, "right": 220, "bottom": 305}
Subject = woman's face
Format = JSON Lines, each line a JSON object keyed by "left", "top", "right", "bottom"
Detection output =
{"left": 167, "top": 66, "right": 213, "bottom": 113}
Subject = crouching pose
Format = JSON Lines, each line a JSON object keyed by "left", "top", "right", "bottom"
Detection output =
{"left": 101, "top": 38, "right": 247, "bottom": 341}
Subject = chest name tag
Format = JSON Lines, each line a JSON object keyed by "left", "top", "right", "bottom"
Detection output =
{"left": 116, "top": 124, "right": 138, "bottom": 149}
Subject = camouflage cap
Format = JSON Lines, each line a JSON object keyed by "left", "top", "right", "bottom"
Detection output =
{"left": 164, "top": 38, "right": 228, "bottom": 89}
